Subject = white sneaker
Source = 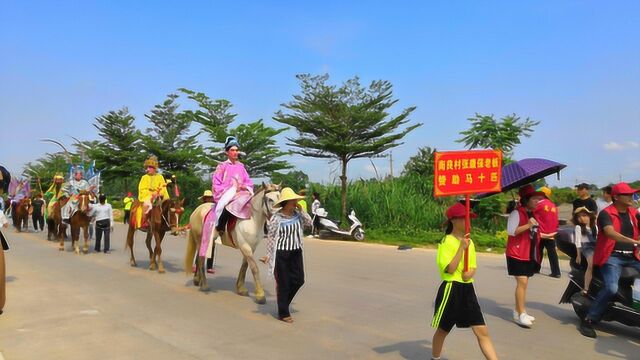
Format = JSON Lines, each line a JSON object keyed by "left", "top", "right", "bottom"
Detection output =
{"left": 513, "top": 310, "right": 535, "bottom": 322}
{"left": 514, "top": 312, "right": 533, "bottom": 327}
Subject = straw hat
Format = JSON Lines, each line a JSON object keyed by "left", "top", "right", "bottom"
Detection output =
{"left": 274, "top": 187, "right": 304, "bottom": 208}
{"left": 199, "top": 190, "right": 213, "bottom": 200}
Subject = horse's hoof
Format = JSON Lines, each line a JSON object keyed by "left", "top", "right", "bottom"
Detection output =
{"left": 255, "top": 296, "right": 266, "bottom": 304}
{"left": 237, "top": 289, "right": 249, "bottom": 297}
{"left": 158, "top": 268, "right": 166, "bottom": 274}
{"left": 58, "top": 247, "right": 64, "bottom": 251}
{"left": 130, "top": 262, "right": 137, "bottom": 267}
{"left": 199, "top": 285, "right": 209, "bottom": 292}
{"left": 193, "top": 279, "right": 200, "bottom": 286}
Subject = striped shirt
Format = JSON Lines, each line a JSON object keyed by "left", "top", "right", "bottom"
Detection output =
{"left": 265, "top": 209, "right": 312, "bottom": 276}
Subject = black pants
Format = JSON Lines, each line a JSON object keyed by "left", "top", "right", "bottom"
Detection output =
{"left": 95, "top": 219, "right": 111, "bottom": 252}
{"left": 124, "top": 210, "right": 131, "bottom": 224}
{"left": 216, "top": 209, "right": 231, "bottom": 232}
{"left": 274, "top": 248, "right": 305, "bottom": 318}
{"left": 539, "top": 236, "right": 561, "bottom": 276}
{"left": 32, "top": 213, "right": 44, "bottom": 231}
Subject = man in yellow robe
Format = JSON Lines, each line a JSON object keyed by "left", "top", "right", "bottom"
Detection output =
{"left": 137, "top": 156, "right": 169, "bottom": 230}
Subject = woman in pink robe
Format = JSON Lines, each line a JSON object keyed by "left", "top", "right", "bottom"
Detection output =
{"left": 200, "top": 137, "right": 253, "bottom": 257}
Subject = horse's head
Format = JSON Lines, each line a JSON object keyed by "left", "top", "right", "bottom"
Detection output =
{"left": 77, "top": 191, "right": 92, "bottom": 213}
{"left": 166, "top": 198, "right": 184, "bottom": 235}
{"left": 20, "top": 198, "right": 31, "bottom": 210}
{"left": 259, "top": 183, "right": 281, "bottom": 219}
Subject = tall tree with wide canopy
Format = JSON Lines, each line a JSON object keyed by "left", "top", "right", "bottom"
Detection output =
{"left": 456, "top": 113, "right": 539, "bottom": 161}
{"left": 88, "top": 107, "right": 144, "bottom": 193}
{"left": 274, "top": 74, "right": 422, "bottom": 218}
{"left": 180, "top": 88, "right": 291, "bottom": 178}
{"left": 142, "top": 94, "right": 204, "bottom": 175}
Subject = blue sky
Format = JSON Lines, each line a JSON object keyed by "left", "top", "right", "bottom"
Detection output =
{"left": 1, "top": 1, "right": 638, "bottom": 187}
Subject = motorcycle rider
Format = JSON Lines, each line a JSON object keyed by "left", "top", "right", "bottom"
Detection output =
{"left": 579, "top": 182, "right": 640, "bottom": 338}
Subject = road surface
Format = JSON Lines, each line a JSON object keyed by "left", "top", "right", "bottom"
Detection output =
{"left": 1, "top": 224, "right": 638, "bottom": 359}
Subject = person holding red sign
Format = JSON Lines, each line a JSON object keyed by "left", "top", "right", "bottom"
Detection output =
{"left": 506, "top": 184, "right": 545, "bottom": 328}
{"left": 431, "top": 203, "right": 498, "bottom": 360}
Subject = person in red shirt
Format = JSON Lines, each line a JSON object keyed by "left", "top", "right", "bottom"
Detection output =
{"left": 505, "top": 184, "right": 545, "bottom": 328}
{"left": 579, "top": 182, "right": 640, "bottom": 338}
{"left": 534, "top": 186, "right": 561, "bottom": 278}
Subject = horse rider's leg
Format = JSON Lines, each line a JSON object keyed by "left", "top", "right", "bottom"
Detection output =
{"left": 146, "top": 232, "right": 155, "bottom": 270}
{"left": 155, "top": 230, "right": 166, "bottom": 274}
{"left": 236, "top": 257, "right": 250, "bottom": 297}
{"left": 127, "top": 228, "right": 137, "bottom": 267}
{"left": 239, "top": 243, "right": 266, "bottom": 304}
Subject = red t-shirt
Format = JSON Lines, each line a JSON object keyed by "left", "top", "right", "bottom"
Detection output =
{"left": 533, "top": 198, "right": 559, "bottom": 237}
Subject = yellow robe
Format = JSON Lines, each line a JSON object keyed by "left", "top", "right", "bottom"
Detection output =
{"left": 138, "top": 174, "right": 170, "bottom": 202}
{"left": 136, "top": 174, "right": 169, "bottom": 227}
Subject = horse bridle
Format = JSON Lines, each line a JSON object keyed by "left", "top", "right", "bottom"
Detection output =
{"left": 260, "top": 188, "right": 279, "bottom": 219}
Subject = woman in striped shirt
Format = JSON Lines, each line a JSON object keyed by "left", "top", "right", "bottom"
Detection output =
{"left": 262, "top": 187, "right": 312, "bottom": 323}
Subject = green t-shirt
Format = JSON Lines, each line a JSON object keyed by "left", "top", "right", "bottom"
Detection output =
{"left": 436, "top": 234, "right": 477, "bottom": 283}
{"left": 298, "top": 199, "right": 307, "bottom": 213}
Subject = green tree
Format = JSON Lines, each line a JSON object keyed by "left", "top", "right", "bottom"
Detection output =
{"left": 457, "top": 113, "right": 539, "bottom": 160}
{"left": 180, "top": 88, "right": 291, "bottom": 177}
{"left": 142, "top": 94, "right": 204, "bottom": 174}
{"left": 274, "top": 74, "right": 421, "bottom": 218}
{"left": 88, "top": 108, "right": 144, "bottom": 194}
{"left": 402, "top": 146, "right": 437, "bottom": 177}
{"left": 142, "top": 94, "right": 207, "bottom": 206}
{"left": 179, "top": 88, "right": 235, "bottom": 143}
{"left": 270, "top": 170, "right": 309, "bottom": 191}
{"left": 24, "top": 153, "right": 76, "bottom": 195}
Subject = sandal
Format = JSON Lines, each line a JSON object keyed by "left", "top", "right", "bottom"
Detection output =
{"left": 279, "top": 316, "right": 293, "bottom": 323}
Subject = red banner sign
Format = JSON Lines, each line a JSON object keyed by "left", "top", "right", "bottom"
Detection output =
{"left": 434, "top": 150, "right": 502, "bottom": 197}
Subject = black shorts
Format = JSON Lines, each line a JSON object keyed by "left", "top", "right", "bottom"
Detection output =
{"left": 506, "top": 256, "right": 536, "bottom": 277}
{"left": 432, "top": 281, "right": 485, "bottom": 332}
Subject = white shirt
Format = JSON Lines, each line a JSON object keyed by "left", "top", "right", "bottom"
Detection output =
{"left": 91, "top": 203, "right": 113, "bottom": 226}
{"left": 311, "top": 199, "right": 321, "bottom": 215}
{"left": 507, "top": 210, "right": 520, "bottom": 236}
{"left": 596, "top": 198, "right": 611, "bottom": 214}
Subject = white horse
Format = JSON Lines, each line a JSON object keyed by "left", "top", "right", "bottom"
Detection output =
{"left": 184, "top": 184, "right": 280, "bottom": 304}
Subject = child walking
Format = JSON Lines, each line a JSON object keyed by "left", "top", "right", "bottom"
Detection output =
{"left": 431, "top": 203, "right": 498, "bottom": 360}
{"left": 572, "top": 206, "right": 597, "bottom": 295}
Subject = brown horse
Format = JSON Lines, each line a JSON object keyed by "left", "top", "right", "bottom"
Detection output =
{"left": 48, "top": 198, "right": 68, "bottom": 244}
{"left": 68, "top": 192, "right": 92, "bottom": 254}
{"left": 14, "top": 198, "right": 32, "bottom": 232}
{"left": 126, "top": 197, "right": 184, "bottom": 273}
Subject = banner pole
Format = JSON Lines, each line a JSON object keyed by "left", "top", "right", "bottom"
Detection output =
{"left": 464, "top": 194, "right": 470, "bottom": 272}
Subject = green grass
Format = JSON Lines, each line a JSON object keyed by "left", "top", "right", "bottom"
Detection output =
{"left": 364, "top": 227, "right": 507, "bottom": 253}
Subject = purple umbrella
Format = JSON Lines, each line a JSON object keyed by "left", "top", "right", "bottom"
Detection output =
{"left": 477, "top": 158, "right": 566, "bottom": 198}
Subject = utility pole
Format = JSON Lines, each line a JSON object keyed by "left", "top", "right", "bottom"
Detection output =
{"left": 389, "top": 151, "right": 393, "bottom": 178}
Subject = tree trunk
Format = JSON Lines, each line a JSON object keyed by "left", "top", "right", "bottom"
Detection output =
{"left": 340, "top": 157, "right": 348, "bottom": 220}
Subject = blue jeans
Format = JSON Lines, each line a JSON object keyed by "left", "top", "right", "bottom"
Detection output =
{"left": 586, "top": 253, "right": 640, "bottom": 322}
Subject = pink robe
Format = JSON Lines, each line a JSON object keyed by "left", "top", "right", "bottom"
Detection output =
{"left": 200, "top": 160, "right": 254, "bottom": 256}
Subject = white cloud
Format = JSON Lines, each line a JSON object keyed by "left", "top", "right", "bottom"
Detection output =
{"left": 603, "top": 142, "right": 624, "bottom": 151}
{"left": 603, "top": 141, "right": 639, "bottom": 151}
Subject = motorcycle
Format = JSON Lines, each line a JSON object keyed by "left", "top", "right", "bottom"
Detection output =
{"left": 556, "top": 227, "right": 640, "bottom": 328}
{"left": 312, "top": 208, "right": 365, "bottom": 241}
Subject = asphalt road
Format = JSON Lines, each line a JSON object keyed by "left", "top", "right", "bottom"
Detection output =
{"left": 1, "top": 224, "right": 638, "bottom": 359}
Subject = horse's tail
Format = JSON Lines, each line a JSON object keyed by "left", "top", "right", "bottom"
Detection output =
{"left": 184, "top": 227, "right": 197, "bottom": 275}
